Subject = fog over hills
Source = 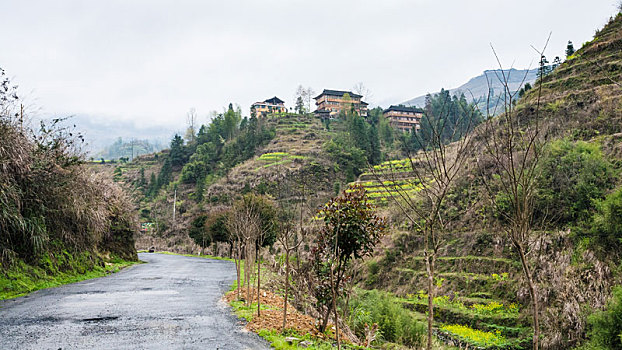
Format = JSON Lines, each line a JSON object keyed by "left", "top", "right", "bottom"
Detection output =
{"left": 48, "top": 115, "right": 174, "bottom": 158}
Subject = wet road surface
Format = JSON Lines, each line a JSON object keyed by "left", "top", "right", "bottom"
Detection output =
{"left": 0, "top": 253, "right": 269, "bottom": 350}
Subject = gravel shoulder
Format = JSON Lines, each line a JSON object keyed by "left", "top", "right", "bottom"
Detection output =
{"left": 0, "top": 253, "right": 269, "bottom": 350}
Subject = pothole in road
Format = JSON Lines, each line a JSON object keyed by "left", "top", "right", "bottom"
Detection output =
{"left": 80, "top": 316, "right": 119, "bottom": 323}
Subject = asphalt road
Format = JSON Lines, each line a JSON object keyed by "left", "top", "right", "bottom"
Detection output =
{"left": 0, "top": 253, "right": 269, "bottom": 350}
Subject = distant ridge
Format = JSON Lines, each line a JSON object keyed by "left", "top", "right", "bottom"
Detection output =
{"left": 403, "top": 68, "right": 538, "bottom": 107}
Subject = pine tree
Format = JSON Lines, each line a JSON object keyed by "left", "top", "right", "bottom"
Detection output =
{"left": 368, "top": 124, "right": 381, "bottom": 165}
{"left": 552, "top": 56, "right": 562, "bottom": 71}
{"left": 139, "top": 167, "right": 147, "bottom": 189}
{"left": 148, "top": 172, "right": 157, "bottom": 197}
{"left": 566, "top": 41, "right": 575, "bottom": 58}
{"left": 169, "top": 134, "right": 185, "bottom": 167}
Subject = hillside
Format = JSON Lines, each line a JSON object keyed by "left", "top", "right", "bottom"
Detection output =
{"left": 101, "top": 11, "right": 622, "bottom": 350}
{"left": 367, "top": 11, "right": 622, "bottom": 350}
{"left": 110, "top": 112, "right": 371, "bottom": 253}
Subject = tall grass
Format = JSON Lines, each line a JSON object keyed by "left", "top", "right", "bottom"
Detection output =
{"left": 347, "top": 289, "right": 426, "bottom": 347}
{"left": 0, "top": 69, "right": 137, "bottom": 272}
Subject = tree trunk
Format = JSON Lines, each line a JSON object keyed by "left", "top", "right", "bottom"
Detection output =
{"left": 257, "top": 245, "right": 261, "bottom": 317}
{"left": 320, "top": 303, "right": 332, "bottom": 333}
{"left": 282, "top": 249, "right": 290, "bottom": 330}
{"left": 517, "top": 243, "right": 539, "bottom": 350}
{"left": 330, "top": 262, "right": 341, "bottom": 350}
{"left": 235, "top": 240, "right": 241, "bottom": 300}
{"left": 246, "top": 241, "right": 252, "bottom": 306}
{"left": 425, "top": 251, "right": 435, "bottom": 350}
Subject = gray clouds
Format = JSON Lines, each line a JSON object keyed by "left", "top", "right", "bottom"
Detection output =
{"left": 0, "top": 0, "right": 617, "bottom": 127}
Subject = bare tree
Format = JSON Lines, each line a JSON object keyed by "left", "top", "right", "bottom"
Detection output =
{"left": 477, "top": 42, "right": 550, "bottom": 350}
{"left": 370, "top": 96, "right": 477, "bottom": 350}
{"left": 296, "top": 85, "right": 316, "bottom": 114}
{"left": 227, "top": 199, "right": 259, "bottom": 301}
{"left": 352, "top": 82, "right": 373, "bottom": 104}
{"left": 185, "top": 108, "right": 197, "bottom": 143}
{"left": 275, "top": 185, "right": 305, "bottom": 329}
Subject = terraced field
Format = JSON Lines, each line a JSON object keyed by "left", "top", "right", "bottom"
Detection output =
{"left": 367, "top": 229, "right": 530, "bottom": 349}
{"left": 255, "top": 151, "right": 307, "bottom": 170}
{"left": 353, "top": 158, "right": 424, "bottom": 205}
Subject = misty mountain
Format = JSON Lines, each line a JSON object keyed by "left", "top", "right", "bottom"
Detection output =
{"left": 43, "top": 115, "right": 177, "bottom": 158}
{"left": 403, "top": 68, "right": 538, "bottom": 108}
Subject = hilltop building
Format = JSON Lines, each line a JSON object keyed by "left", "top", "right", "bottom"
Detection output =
{"left": 313, "top": 89, "right": 368, "bottom": 118}
{"left": 383, "top": 105, "right": 423, "bottom": 132}
{"left": 251, "top": 96, "right": 287, "bottom": 117}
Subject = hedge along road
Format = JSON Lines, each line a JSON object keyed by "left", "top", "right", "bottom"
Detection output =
{"left": 0, "top": 253, "right": 269, "bottom": 350}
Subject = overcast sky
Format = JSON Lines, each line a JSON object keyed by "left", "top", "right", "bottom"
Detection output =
{"left": 0, "top": 0, "right": 618, "bottom": 128}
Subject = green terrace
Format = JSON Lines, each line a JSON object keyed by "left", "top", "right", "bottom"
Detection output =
{"left": 397, "top": 293, "right": 531, "bottom": 349}
{"left": 255, "top": 152, "right": 307, "bottom": 170}
{"left": 350, "top": 179, "right": 423, "bottom": 206}
{"left": 390, "top": 269, "right": 517, "bottom": 300}
{"left": 363, "top": 159, "right": 415, "bottom": 176}
{"left": 401, "top": 255, "right": 520, "bottom": 275}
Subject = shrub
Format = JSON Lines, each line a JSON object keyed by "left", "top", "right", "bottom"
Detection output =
{"left": 591, "top": 187, "right": 622, "bottom": 240}
{"left": 347, "top": 289, "right": 425, "bottom": 347}
{"left": 536, "top": 139, "right": 615, "bottom": 225}
{"left": 582, "top": 286, "right": 622, "bottom": 349}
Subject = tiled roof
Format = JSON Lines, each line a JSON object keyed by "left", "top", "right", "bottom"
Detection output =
{"left": 314, "top": 89, "right": 363, "bottom": 99}
{"left": 383, "top": 105, "right": 424, "bottom": 113}
{"left": 263, "top": 96, "right": 285, "bottom": 105}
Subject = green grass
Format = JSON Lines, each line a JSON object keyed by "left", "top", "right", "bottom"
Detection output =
{"left": 0, "top": 257, "right": 139, "bottom": 300}
{"left": 257, "top": 329, "right": 366, "bottom": 350}
{"left": 230, "top": 299, "right": 275, "bottom": 322}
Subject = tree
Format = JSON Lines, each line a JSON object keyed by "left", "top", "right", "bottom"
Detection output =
{"left": 223, "top": 103, "right": 242, "bottom": 140}
{"left": 296, "top": 85, "right": 316, "bottom": 114}
{"left": 188, "top": 210, "right": 230, "bottom": 254}
{"left": 537, "top": 55, "right": 550, "bottom": 80}
{"left": 352, "top": 82, "right": 372, "bottom": 104}
{"left": 227, "top": 196, "right": 258, "bottom": 301}
{"left": 324, "top": 135, "right": 367, "bottom": 183}
{"left": 169, "top": 134, "right": 185, "bottom": 167}
{"left": 138, "top": 167, "right": 146, "bottom": 190}
{"left": 551, "top": 56, "right": 562, "bottom": 71}
{"left": 185, "top": 108, "right": 198, "bottom": 143}
{"left": 295, "top": 96, "right": 305, "bottom": 114}
{"left": 371, "top": 88, "right": 477, "bottom": 350}
{"left": 312, "top": 184, "right": 385, "bottom": 347}
{"left": 347, "top": 113, "right": 369, "bottom": 152}
{"left": 147, "top": 172, "right": 157, "bottom": 197}
{"left": 274, "top": 172, "right": 308, "bottom": 330}
{"left": 226, "top": 194, "right": 277, "bottom": 315}
{"left": 368, "top": 124, "right": 381, "bottom": 165}
{"left": 478, "top": 44, "right": 550, "bottom": 350}
{"left": 566, "top": 40, "right": 575, "bottom": 58}
{"left": 378, "top": 114, "right": 395, "bottom": 147}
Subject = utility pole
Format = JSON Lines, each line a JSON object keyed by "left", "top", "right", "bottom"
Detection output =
{"left": 172, "top": 187, "right": 177, "bottom": 227}
{"left": 19, "top": 104, "right": 24, "bottom": 133}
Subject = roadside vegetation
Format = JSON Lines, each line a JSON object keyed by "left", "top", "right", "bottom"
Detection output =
{"left": 0, "top": 68, "right": 138, "bottom": 299}
{"left": 0, "top": 255, "right": 138, "bottom": 300}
